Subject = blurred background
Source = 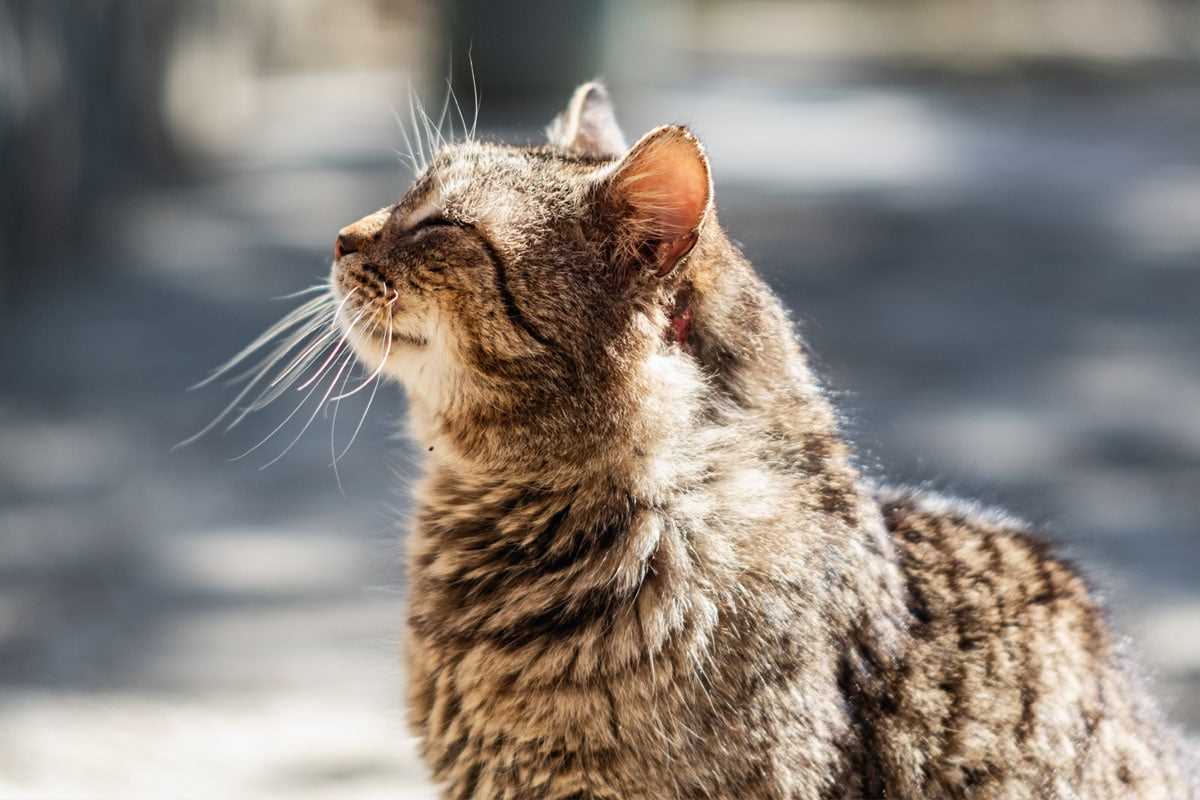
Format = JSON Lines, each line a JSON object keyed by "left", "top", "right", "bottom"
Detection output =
{"left": 2, "top": 1, "right": 1198, "bottom": 796}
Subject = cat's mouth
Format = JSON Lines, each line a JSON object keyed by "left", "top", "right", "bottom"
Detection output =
{"left": 368, "top": 326, "right": 428, "bottom": 349}
{"left": 332, "top": 285, "right": 429, "bottom": 350}
{"left": 343, "top": 311, "right": 428, "bottom": 350}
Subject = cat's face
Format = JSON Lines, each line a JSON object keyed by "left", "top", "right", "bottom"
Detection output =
{"left": 329, "top": 140, "right": 612, "bottom": 407}
{"left": 329, "top": 83, "right": 713, "bottom": 467}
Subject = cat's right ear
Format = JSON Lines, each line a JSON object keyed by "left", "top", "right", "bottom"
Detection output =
{"left": 597, "top": 125, "right": 713, "bottom": 279}
{"left": 546, "top": 81, "right": 627, "bottom": 158}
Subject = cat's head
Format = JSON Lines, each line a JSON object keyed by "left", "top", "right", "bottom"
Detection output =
{"left": 330, "top": 82, "right": 730, "bottom": 478}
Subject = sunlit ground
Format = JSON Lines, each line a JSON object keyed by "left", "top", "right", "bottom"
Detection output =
{"left": 2, "top": 65, "right": 1198, "bottom": 796}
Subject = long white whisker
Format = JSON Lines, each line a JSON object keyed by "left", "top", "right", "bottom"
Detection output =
{"left": 236, "top": 331, "right": 341, "bottom": 420}
{"left": 225, "top": 302, "right": 349, "bottom": 428}
{"left": 334, "top": 358, "right": 383, "bottom": 464}
{"left": 468, "top": 45, "right": 479, "bottom": 140}
{"left": 229, "top": 303, "right": 340, "bottom": 379}
{"left": 294, "top": 305, "right": 367, "bottom": 392}
{"left": 272, "top": 283, "right": 331, "bottom": 301}
{"left": 175, "top": 296, "right": 336, "bottom": 449}
{"left": 191, "top": 294, "right": 331, "bottom": 389}
{"left": 258, "top": 347, "right": 357, "bottom": 470}
{"left": 407, "top": 82, "right": 428, "bottom": 170}
{"left": 414, "top": 89, "right": 440, "bottom": 161}
{"left": 224, "top": 336, "right": 340, "bottom": 431}
{"left": 328, "top": 334, "right": 361, "bottom": 495}
{"left": 334, "top": 290, "right": 398, "bottom": 463}
{"left": 176, "top": 365, "right": 276, "bottom": 450}
{"left": 449, "top": 76, "right": 469, "bottom": 144}
{"left": 392, "top": 104, "right": 422, "bottom": 176}
{"left": 434, "top": 60, "right": 453, "bottom": 148}
{"left": 221, "top": 310, "right": 334, "bottom": 388}
{"left": 286, "top": 289, "right": 357, "bottom": 388}
{"left": 330, "top": 315, "right": 392, "bottom": 402}
{"left": 230, "top": 359, "right": 333, "bottom": 461}
{"left": 177, "top": 317, "right": 326, "bottom": 449}
{"left": 267, "top": 318, "right": 341, "bottom": 389}
{"left": 329, "top": 311, "right": 387, "bottom": 486}
{"left": 393, "top": 147, "right": 419, "bottom": 174}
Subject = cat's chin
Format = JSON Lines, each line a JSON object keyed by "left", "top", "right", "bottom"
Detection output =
{"left": 342, "top": 323, "right": 421, "bottom": 373}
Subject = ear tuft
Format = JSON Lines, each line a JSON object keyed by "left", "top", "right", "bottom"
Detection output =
{"left": 547, "top": 81, "right": 627, "bottom": 158}
{"left": 603, "top": 125, "right": 713, "bottom": 277}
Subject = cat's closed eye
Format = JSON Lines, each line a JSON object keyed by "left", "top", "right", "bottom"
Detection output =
{"left": 406, "top": 215, "right": 462, "bottom": 240}
{"left": 414, "top": 215, "right": 460, "bottom": 231}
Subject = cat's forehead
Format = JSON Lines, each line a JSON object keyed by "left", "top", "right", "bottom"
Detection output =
{"left": 401, "top": 143, "right": 608, "bottom": 225}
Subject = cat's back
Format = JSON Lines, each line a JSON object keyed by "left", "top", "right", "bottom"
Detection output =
{"left": 867, "top": 487, "right": 1194, "bottom": 799}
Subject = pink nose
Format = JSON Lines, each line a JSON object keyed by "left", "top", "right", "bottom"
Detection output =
{"left": 334, "top": 207, "right": 391, "bottom": 260}
{"left": 334, "top": 232, "right": 357, "bottom": 260}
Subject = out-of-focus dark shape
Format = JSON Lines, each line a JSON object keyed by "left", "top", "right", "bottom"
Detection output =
{"left": 440, "top": 0, "right": 607, "bottom": 105}
{"left": 0, "top": 1, "right": 185, "bottom": 302}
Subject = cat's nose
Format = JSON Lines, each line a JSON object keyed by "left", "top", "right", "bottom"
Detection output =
{"left": 334, "top": 208, "right": 391, "bottom": 260}
{"left": 334, "top": 230, "right": 360, "bottom": 260}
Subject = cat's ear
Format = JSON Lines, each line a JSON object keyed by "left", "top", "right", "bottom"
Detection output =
{"left": 600, "top": 125, "right": 713, "bottom": 278}
{"left": 547, "top": 81, "right": 627, "bottom": 158}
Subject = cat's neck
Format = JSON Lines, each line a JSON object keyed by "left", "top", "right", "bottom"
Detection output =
{"left": 407, "top": 400, "right": 907, "bottom": 689}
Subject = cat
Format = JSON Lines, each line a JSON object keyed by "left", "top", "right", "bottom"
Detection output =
{"left": 225, "top": 81, "right": 1195, "bottom": 798}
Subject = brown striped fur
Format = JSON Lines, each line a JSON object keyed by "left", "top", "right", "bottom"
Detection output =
{"left": 327, "top": 82, "right": 1195, "bottom": 798}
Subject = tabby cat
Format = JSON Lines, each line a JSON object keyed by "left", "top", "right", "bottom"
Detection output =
{"left": 312, "top": 83, "right": 1194, "bottom": 798}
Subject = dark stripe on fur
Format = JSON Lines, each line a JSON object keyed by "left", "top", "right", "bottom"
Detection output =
{"left": 476, "top": 234, "right": 557, "bottom": 350}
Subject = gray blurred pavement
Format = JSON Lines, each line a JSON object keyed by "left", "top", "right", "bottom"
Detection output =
{"left": 2, "top": 71, "right": 1198, "bottom": 797}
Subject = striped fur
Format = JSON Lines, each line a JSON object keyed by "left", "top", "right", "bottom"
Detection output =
{"left": 326, "top": 83, "right": 1195, "bottom": 798}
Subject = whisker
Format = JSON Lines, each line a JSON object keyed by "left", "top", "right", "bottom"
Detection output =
{"left": 414, "top": 90, "right": 438, "bottom": 155}
{"left": 393, "top": 147, "right": 420, "bottom": 174}
{"left": 272, "top": 283, "right": 331, "bottom": 301}
{"left": 266, "top": 318, "right": 341, "bottom": 389}
{"left": 231, "top": 306, "right": 362, "bottom": 462}
{"left": 232, "top": 333, "right": 340, "bottom": 423}
{"left": 468, "top": 45, "right": 479, "bottom": 140}
{"left": 449, "top": 75, "right": 469, "bottom": 144}
{"left": 258, "top": 346, "right": 358, "bottom": 470}
{"left": 329, "top": 334, "right": 361, "bottom": 496}
{"left": 175, "top": 294, "right": 336, "bottom": 449}
{"left": 294, "top": 304, "right": 367, "bottom": 392}
{"left": 283, "top": 288, "right": 357, "bottom": 388}
{"left": 191, "top": 294, "right": 332, "bottom": 390}
{"left": 434, "top": 57, "right": 453, "bottom": 147}
{"left": 392, "top": 104, "right": 422, "bottom": 176}
{"left": 330, "top": 314, "right": 393, "bottom": 401}
{"left": 333, "top": 293, "right": 398, "bottom": 463}
{"left": 226, "top": 308, "right": 336, "bottom": 387}
{"left": 224, "top": 322, "right": 343, "bottom": 431}
{"left": 334, "top": 354, "right": 383, "bottom": 465}
{"left": 176, "top": 362, "right": 281, "bottom": 450}
{"left": 329, "top": 312, "right": 387, "bottom": 487}
{"left": 230, "top": 357, "right": 334, "bottom": 462}
{"left": 407, "top": 82, "right": 428, "bottom": 170}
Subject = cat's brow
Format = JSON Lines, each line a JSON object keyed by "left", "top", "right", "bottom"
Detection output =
{"left": 403, "top": 195, "right": 444, "bottom": 230}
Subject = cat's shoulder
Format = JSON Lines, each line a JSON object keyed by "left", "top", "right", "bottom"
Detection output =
{"left": 872, "top": 484, "right": 1101, "bottom": 620}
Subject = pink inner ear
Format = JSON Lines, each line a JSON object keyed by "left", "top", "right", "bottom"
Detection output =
{"left": 616, "top": 131, "right": 711, "bottom": 241}
{"left": 652, "top": 146, "right": 709, "bottom": 236}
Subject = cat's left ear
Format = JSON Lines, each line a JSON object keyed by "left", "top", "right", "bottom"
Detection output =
{"left": 600, "top": 125, "right": 713, "bottom": 278}
{"left": 547, "top": 81, "right": 627, "bottom": 158}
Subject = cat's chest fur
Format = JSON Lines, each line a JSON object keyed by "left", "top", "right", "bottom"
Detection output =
{"left": 401, "top": 425, "right": 916, "bottom": 799}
